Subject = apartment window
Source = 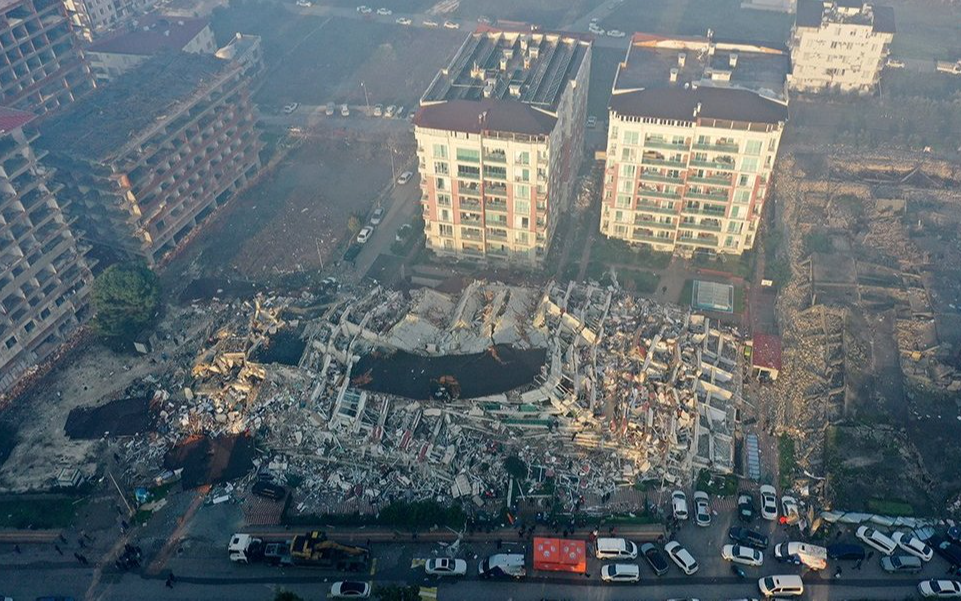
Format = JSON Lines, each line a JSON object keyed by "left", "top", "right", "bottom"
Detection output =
{"left": 433, "top": 144, "right": 448, "bottom": 159}
{"left": 620, "top": 164, "right": 636, "bottom": 179}
{"left": 515, "top": 185, "right": 530, "bottom": 200}
{"left": 623, "top": 130, "right": 639, "bottom": 145}
{"left": 437, "top": 193, "right": 451, "bottom": 207}
{"left": 745, "top": 140, "right": 762, "bottom": 156}
{"left": 610, "top": 126, "right": 618, "bottom": 139}
{"left": 614, "top": 224, "right": 628, "bottom": 236}
{"left": 457, "top": 164, "right": 480, "bottom": 179}
{"left": 517, "top": 168, "right": 530, "bottom": 183}
{"left": 439, "top": 209, "right": 451, "bottom": 222}
{"left": 514, "top": 199, "right": 531, "bottom": 215}
{"left": 730, "top": 205, "right": 741, "bottom": 218}
{"left": 741, "top": 157, "right": 759, "bottom": 173}
{"left": 514, "top": 151, "right": 530, "bottom": 165}
{"left": 618, "top": 179, "right": 633, "bottom": 194}
{"left": 738, "top": 174, "right": 753, "bottom": 187}
{"left": 725, "top": 236, "right": 737, "bottom": 248}
{"left": 456, "top": 148, "right": 480, "bottom": 163}
{"left": 615, "top": 194, "right": 631, "bottom": 209}
{"left": 4, "top": 336, "right": 16, "bottom": 349}
{"left": 516, "top": 231, "right": 530, "bottom": 244}
{"left": 436, "top": 177, "right": 447, "bottom": 190}
{"left": 734, "top": 190, "right": 751, "bottom": 203}
{"left": 671, "top": 135, "right": 685, "bottom": 145}
{"left": 439, "top": 224, "right": 454, "bottom": 237}
{"left": 620, "top": 147, "right": 637, "bottom": 162}
{"left": 434, "top": 161, "right": 449, "bottom": 175}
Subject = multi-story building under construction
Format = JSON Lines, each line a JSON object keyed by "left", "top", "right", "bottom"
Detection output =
{"left": 64, "top": 0, "right": 158, "bottom": 41}
{"left": 413, "top": 28, "right": 591, "bottom": 266}
{"left": 38, "top": 51, "right": 262, "bottom": 265}
{"left": 0, "top": 0, "right": 95, "bottom": 116}
{"left": 0, "top": 107, "right": 92, "bottom": 393}
{"left": 601, "top": 33, "right": 789, "bottom": 256}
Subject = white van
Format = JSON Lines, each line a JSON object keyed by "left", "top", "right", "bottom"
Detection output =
{"left": 774, "top": 542, "right": 827, "bottom": 570}
{"left": 478, "top": 553, "right": 525, "bottom": 578}
{"left": 595, "top": 538, "right": 638, "bottom": 560}
{"left": 856, "top": 526, "right": 897, "bottom": 556}
{"left": 758, "top": 574, "right": 804, "bottom": 597}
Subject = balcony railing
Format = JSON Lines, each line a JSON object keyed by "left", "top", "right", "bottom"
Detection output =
{"left": 486, "top": 228, "right": 508, "bottom": 240}
{"left": 638, "top": 188, "right": 681, "bottom": 200}
{"left": 645, "top": 140, "right": 689, "bottom": 151}
{"left": 640, "top": 171, "right": 684, "bottom": 184}
{"left": 483, "top": 152, "right": 507, "bottom": 163}
{"left": 634, "top": 219, "right": 676, "bottom": 230}
{"left": 636, "top": 202, "right": 678, "bottom": 215}
{"left": 687, "top": 174, "right": 732, "bottom": 186}
{"left": 685, "top": 190, "right": 729, "bottom": 202}
{"left": 459, "top": 199, "right": 481, "bottom": 211}
{"left": 485, "top": 182, "right": 508, "bottom": 196}
{"left": 632, "top": 232, "right": 674, "bottom": 244}
{"left": 690, "top": 159, "right": 735, "bottom": 171}
{"left": 681, "top": 220, "right": 722, "bottom": 232}
{"left": 682, "top": 205, "right": 727, "bottom": 217}
{"left": 693, "top": 141, "right": 739, "bottom": 152}
{"left": 486, "top": 200, "right": 507, "bottom": 212}
{"left": 677, "top": 235, "right": 719, "bottom": 247}
{"left": 642, "top": 156, "right": 686, "bottom": 168}
{"left": 461, "top": 229, "right": 483, "bottom": 241}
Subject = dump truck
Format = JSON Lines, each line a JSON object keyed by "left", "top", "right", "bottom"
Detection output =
{"left": 228, "top": 531, "right": 370, "bottom": 571}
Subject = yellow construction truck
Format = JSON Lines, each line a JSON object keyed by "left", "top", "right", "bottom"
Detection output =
{"left": 228, "top": 531, "right": 370, "bottom": 571}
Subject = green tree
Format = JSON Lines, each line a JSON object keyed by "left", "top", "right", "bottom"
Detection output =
{"left": 347, "top": 214, "right": 363, "bottom": 236}
{"left": 273, "top": 592, "right": 304, "bottom": 601}
{"left": 91, "top": 262, "right": 161, "bottom": 342}
{"left": 375, "top": 585, "right": 420, "bottom": 601}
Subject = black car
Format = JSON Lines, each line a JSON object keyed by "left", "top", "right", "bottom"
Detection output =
{"left": 929, "top": 535, "right": 961, "bottom": 565}
{"left": 827, "top": 543, "right": 866, "bottom": 561}
{"left": 737, "top": 492, "right": 756, "bottom": 522}
{"left": 251, "top": 481, "right": 287, "bottom": 500}
{"left": 728, "top": 526, "right": 769, "bottom": 550}
{"left": 640, "top": 542, "right": 670, "bottom": 576}
{"left": 949, "top": 526, "right": 961, "bottom": 544}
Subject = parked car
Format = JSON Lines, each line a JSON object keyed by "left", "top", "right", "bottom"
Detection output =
{"left": 356, "top": 226, "right": 373, "bottom": 244}
{"left": 919, "top": 580, "right": 961, "bottom": 598}
{"left": 330, "top": 581, "right": 371, "bottom": 598}
{"left": 251, "top": 481, "right": 286, "bottom": 500}
{"left": 595, "top": 538, "right": 638, "bottom": 560}
{"left": 600, "top": 563, "right": 640, "bottom": 583}
{"left": 395, "top": 106, "right": 405, "bottom": 117}
{"left": 892, "top": 531, "right": 933, "bottom": 561}
{"left": 759, "top": 485, "right": 778, "bottom": 521}
{"left": 425, "top": 558, "right": 467, "bottom": 576}
{"left": 693, "top": 491, "right": 711, "bottom": 527}
{"left": 728, "top": 526, "right": 769, "bottom": 550}
{"left": 369, "top": 207, "right": 385, "bottom": 226}
{"left": 886, "top": 58, "right": 905, "bottom": 68}
{"left": 341, "top": 104, "right": 350, "bottom": 117}
{"left": 671, "top": 491, "right": 689, "bottom": 520}
{"left": 757, "top": 575, "right": 804, "bottom": 597}
{"left": 356, "top": 5, "right": 372, "bottom": 13}
{"left": 948, "top": 527, "right": 961, "bottom": 544}
{"left": 880, "top": 555, "right": 924, "bottom": 574}
{"left": 295, "top": 0, "right": 311, "bottom": 6}
{"left": 282, "top": 102, "right": 299, "bottom": 114}
{"left": 586, "top": 115, "right": 597, "bottom": 128}
{"left": 376, "top": 7, "right": 391, "bottom": 15}
{"left": 827, "top": 543, "right": 866, "bottom": 561}
{"left": 325, "top": 102, "right": 335, "bottom": 116}
{"left": 856, "top": 526, "right": 897, "bottom": 556}
{"left": 423, "top": 19, "right": 439, "bottom": 27}
{"left": 929, "top": 536, "right": 961, "bottom": 565}
{"left": 780, "top": 495, "right": 800, "bottom": 524}
{"left": 396, "top": 16, "right": 411, "bottom": 25}
{"left": 607, "top": 29, "right": 626, "bottom": 38}
{"left": 665, "top": 541, "right": 698, "bottom": 575}
{"left": 443, "top": 20, "right": 460, "bottom": 29}
{"left": 384, "top": 105, "right": 396, "bottom": 118}
{"left": 737, "top": 492, "right": 756, "bottom": 522}
{"left": 372, "top": 104, "right": 383, "bottom": 117}
{"left": 641, "top": 542, "right": 669, "bottom": 576}
{"left": 721, "top": 544, "right": 764, "bottom": 567}
{"left": 396, "top": 171, "right": 413, "bottom": 185}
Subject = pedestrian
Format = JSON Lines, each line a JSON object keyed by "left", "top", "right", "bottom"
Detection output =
{"left": 14, "top": 544, "right": 20, "bottom": 554}
{"left": 834, "top": 566, "right": 842, "bottom": 579}
{"left": 165, "top": 576, "right": 174, "bottom": 589}
{"left": 54, "top": 544, "right": 63, "bottom": 555}
{"left": 79, "top": 554, "right": 89, "bottom": 565}
{"left": 74, "top": 552, "right": 83, "bottom": 563}
{"left": 608, "top": 526, "right": 615, "bottom": 536}
{"left": 867, "top": 550, "right": 875, "bottom": 561}
{"left": 59, "top": 534, "right": 67, "bottom": 544}
{"left": 78, "top": 538, "right": 85, "bottom": 548}
{"left": 855, "top": 558, "right": 863, "bottom": 570}
{"left": 496, "top": 539, "right": 502, "bottom": 549}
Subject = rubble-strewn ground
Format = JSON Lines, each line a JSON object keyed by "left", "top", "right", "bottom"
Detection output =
{"left": 769, "top": 152, "right": 961, "bottom": 516}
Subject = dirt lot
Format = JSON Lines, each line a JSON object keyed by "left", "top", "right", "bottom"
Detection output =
{"left": 885, "top": 0, "right": 961, "bottom": 61}
{"left": 599, "top": 0, "right": 792, "bottom": 43}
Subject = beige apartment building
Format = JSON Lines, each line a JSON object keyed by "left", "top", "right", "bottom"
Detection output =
{"left": 39, "top": 52, "right": 262, "bottom": 265}
{"left": 63, "top": 0, "right": 157, "bottom": 40}
{"left": 788, "top": 0, "right": 895, "bottom": 94}
{"left": 0, "top": 107, "right": 92, "bottom": 393}
{"left": 413, "top": 28, "right": 591, "bottom": 266}
{"left": 601, "top": 34, "right": 789, "bottom": 256}
{"left": 85, "top": 16, "right": 217, "bottom": 83}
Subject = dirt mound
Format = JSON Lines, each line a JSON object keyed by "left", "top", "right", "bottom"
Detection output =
{"left": 64, "top": 396, "right": 156, "bottom": 440}
{"left": 164, "top": 433, "right": 256, "bottom": 489}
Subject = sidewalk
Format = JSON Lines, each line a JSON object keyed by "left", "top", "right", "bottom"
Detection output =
{"left": 242, "top": 524, "right": 666, "bottom": 543}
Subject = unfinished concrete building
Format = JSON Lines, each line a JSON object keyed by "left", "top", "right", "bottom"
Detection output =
{"left": 0, "top": 0, "right": 95, "bottom": 116}
{"left": 85, "top": 16, "right": 217, "bottom": 83}
{"left": 602, "top": 33, "right": 789, "bottom": 256}
{"left": 63, "top": 0, "right": 158, "bottom": 41}
{"left": 37, "top": 52, "right": 263, "bottom": 265}
{"left": 414, "top": 28, "right": 592, "bottom": 266}
{"left": 788, "top": 0, "right": 895, "bottom": 95}
{"left": 0, "top": 107, "right": 92, "bottom": 393}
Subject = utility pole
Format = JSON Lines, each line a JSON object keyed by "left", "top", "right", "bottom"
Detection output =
{"left": 361, "top": 81, "right": 370, "bottom": 115}
{"left": 315, "top": 238, "right": 325, "bottom": 271}
{"left": 388, "top": 142, "right": 396, "bottom": 183}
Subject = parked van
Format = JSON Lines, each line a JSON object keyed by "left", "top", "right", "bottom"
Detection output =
{"left": 856, "top": 526, "right": 897, "bottom": 556}
{"left": 478, "top": 553, "right": 525, "bottom": 578}
{"left": 774, "top": 542, "right": 827, "bottom": 570}
{"left": 595, "top": 538, "right": 638, "bottom": 560}
{"left": 758, "top": 574, "right": 804, "bottom": 597}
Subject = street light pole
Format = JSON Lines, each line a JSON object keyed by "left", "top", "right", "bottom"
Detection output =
{"left": 361, "top": 81, "right": 370, "bottom": 115}
{"left": 388, "top": 142, "right": 396, "bottom": 183}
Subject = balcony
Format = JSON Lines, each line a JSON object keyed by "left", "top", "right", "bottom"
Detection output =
{"left": 485, "top": 216, "right": 508, "bottom": 227}
{"left": 636, "top": 202, "right": 678, "bottom": 216}
{"left": 640, "top": 171, "right": 683, "bottom": 184}
{"left": 632, "top": 231, "right": 674, "bottom": 244}
{"left": 637, "top": 188, "right": 681, "bottom": 201}
{"left": 685, "top": 190, "right": 729, "bottom": 202}
{"left": 634, "top": 218, "right": 675, "bottom": 230}
{"left": 459, "top": 198, "right": 481, "bottom": 211}
{"left": 483, "top": 151, "right": 507, "bottom": 163}
{"left": 690, "top": 159, "right": 735, "bottom": 171}
{"left": 693, "top": 141, "right": 739, "bottom": 152}
{"left": 644, "top": 139, "right": 689, "bottom": 151}
{"left": 681, "top": 219, "right": 722, "bottom": 232}
{"left": 485, "top": 182, "right": 507, "bottom": 196}
{"left": 677, "top": 234, "right": 719, "bottom": 247}
{"left": 457, "top": 181, "right": 480, "bottom": 196}
{"left": 687, "top": 174, "right": 732, "bottom": 186}
{"left": 486, "top": 228, "right": 508, "bottom": 240}
{"left": 642, "top": 156, "right": 686, "bottom": 168}
{"left": 486, "top": 246, "right": 509, "bottom": 257}
{"left": 461, "top": 228, "right": 483, "bottom": 241}
{"left": 485, "top": 200, "right": 507, "bottom": 212}
{"left": 682, "top": 204, "right": 727, "bottom": 217}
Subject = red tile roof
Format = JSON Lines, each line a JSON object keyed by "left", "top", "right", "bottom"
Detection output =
{"left": 0, "top": 106, "right": 35, "bottom": 134}
{"left": 87, "top": 15, "right": 210, "bottom": 56}
{"left": 752, "top": 333, "right": 783, "bottom": 371}
{"left": 414, "top": 99, "right": 557, "bottom": 136}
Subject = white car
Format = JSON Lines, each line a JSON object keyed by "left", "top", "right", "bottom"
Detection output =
{"left": 759, "top": 485, "right": 778, "bottom": 521}
{"left": 376, "top": 7, "right": 391, "bottom": 15}
{"left": 665, "top": 541, "right": 699, "bottom": 575}
{"left": 856, "top": 526, "right": 897, "bottom": 556}
{"left": 356, "top": 5, "right": 371, "bottom": 13}
{"left": 607, "top": 29, "right": 626, "bottom": 38}
{"left": 671, "top": 490, "right": 688, "bottom": 520}
{"left": 477, "top": 16, "right": 491, "bottom": 24}
{"left": 586, "top": 115, "right": 597, "bottom": 128}
{"left": 341, "top": 104, "right": 350, "bottom": 117}
{"left": 423, "top": 19, "right": 439, "bottom": 27}
{"left": 919, "top": 580, "right": 961, "bottom": 598}
{"left": 396, "top": 16, "right": 411, "bottom": 25}
{"left": 892, "top": 531, "right": 933, "bottom": 562}
{"left": 369, "top": 207, "right": 385, "bottom": 226}
{"left": 887, "top": 58, "right": 906, "bottom": 68}
{"left": 356, "top": 226, "right": 373, "bottom": 244}
{"left": 372, "top": 104, "right": 383, "bottom": 117}
{"left": 325, "top": 102, "right": 335, "bottom": 116}
{"left": 443, "top": 20, "right": 460, "bottom": 29}
{"left": 397, "top": 170, "right": 413, "bottom": 185}
{"left": 295, "top": 0, "right": 311, "bottom": 6}
{"left": 721, "top": 544, "right": 764, "bottom": 567}
{"left": 780, "top": 495, "right": 799, "bottom": 523}
{"left": 282, "top": 102, "right": 299, "bottom": 114}
{"left": 600, "top": 563, "right": 640, "bottom": 582}
{"left": 693, "top": 491, "right": 711, "bottom": 527}
{"left": 589, "top": 26, "right": 605, "bottom": 35}
{"left": 384, "top": 105, "right": 396, "bottom": 118}
{"left": 331, "top": 581, "right": 371, "bottom": 598}
{"left": 425, "top": 557, "right": 467, "bottom": 576}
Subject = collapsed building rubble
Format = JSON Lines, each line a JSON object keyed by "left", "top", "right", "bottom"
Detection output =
{"left": 105, "top": 280, "right": 745, "bottom": 517}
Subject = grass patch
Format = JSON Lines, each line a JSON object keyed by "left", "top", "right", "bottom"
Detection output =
{"left": 0, "top": 496, "right": 87, "bottom": 529}
{"left": 695, "top": 469, "right": 738, "bottom": 497}
{"left": 603, "top": 512, "right": 659, "bottom": 525}
{"left": 679, "top": 279, "right": 694, "bottom": 306}
{"left": 866, "top": 498, "right": 914, "bottom": 517}
{"left": 692, "top": 251, "right": 755, "bottom": 278}
{"left": 733, "top": 286, "right": 746, "bottom": 314}
{"left": 804, "top": 231, "right": 833, "bottom": 254}
{"left": 778, "top": 434, "right": 797, "bottom": 490}
{"left": 285, "top": 500, "right": 466, "bottom": 530}
{"left": 591, "top": 237, "right": 672, "bottom": 271}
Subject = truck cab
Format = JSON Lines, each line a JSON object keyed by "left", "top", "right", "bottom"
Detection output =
{"left": 228, "top": 533, "right": 264, "bottom": 563}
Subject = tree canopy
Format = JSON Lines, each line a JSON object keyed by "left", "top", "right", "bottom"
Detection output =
{"left": 91, "top": 262, "right": 161, "bottom": 341}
